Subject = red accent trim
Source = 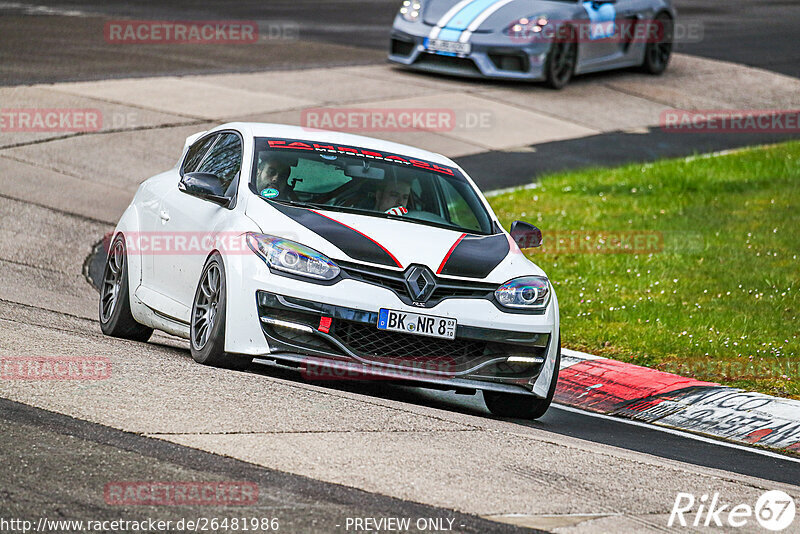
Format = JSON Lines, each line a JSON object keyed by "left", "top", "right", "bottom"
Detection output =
{"left": 318, "top": 316, "right": 332, "bottom": 334}
{"left": 309, "top": 210, "right": 403, "bottom": 268}
{"left": 436, "top": 233, "right": 467, "bottom": 274}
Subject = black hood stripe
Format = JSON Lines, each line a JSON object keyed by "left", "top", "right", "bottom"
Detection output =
{"left": 437, "top": 233, "right": 510, "bottom": 278}
{"left": 270, "top": 202, "right": 402, "bottom": 268}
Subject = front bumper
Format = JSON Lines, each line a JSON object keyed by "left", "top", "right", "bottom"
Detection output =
{"left": 255, "top": 291, "right": 552, "bottom": 397}
{"left": 223, "top": 251, "right": 559, "bottom": 397}
{"left": 388, "top": 20, "right": 552, "bottom": 81}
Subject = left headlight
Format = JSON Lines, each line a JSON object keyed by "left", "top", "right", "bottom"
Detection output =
{"left": 246, "top": 233, "right": 340, "bottom": 281}
{"left": 399, "top": 0, "right": 423, "bottom": 22}
{"left": 495, "top": 276, "right": 550, "bottom": 310}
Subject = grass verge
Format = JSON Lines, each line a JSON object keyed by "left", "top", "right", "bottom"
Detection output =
{"left": 489, "top": 142, "right": 800, "bottom": 399}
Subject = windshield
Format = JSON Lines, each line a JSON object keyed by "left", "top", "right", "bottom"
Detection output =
{"left": 250, "top": 137, "right": 494, "bottom": 234}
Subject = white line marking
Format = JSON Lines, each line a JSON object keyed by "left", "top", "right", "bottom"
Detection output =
{"left": 553, "top": 403, "right": 800, "bottom": 464}
{"left": 561, "top": 347, "right": 605, "bottom": 361}
{"left": 459, "top": 0, "right": 515, "bottom": 43}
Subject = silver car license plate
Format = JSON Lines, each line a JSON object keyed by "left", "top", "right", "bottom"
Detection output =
{"left": 425, "top": 39, "right": 471, "bottom": 55}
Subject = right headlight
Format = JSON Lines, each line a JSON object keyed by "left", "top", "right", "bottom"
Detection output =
{"left": 495, "top": 276, "right": 550, "bottom": 310}
{"left": 399, "top": 0, "right": 423, "bottom": 22}
{"left": 246, "top": 233, "right": 340, "bottom": 281}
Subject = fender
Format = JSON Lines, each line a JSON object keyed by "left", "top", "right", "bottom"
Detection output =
{"left": 530, "top": 285, "right": 560, "bottom": 397}
{"left": 110, "top": 200, "right": 148, "bottom": 326}
{"left": 206, "top": 206, "right": 266, "bottom": 355}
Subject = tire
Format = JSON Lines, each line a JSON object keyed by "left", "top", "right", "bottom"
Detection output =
{"left": 484, "top": 338, "right": 561, "bottom": 419}
{"left": 190, "top": 253, "right": 252, "bottom": 370}
{"left": 640, "top": 13, "right": 673, "bottom": 75}
{"left": 99, "top": 235, "right": 153, "bottom": 342}
{"left": 544, "top": 27, "right": 577, "bottom": 89}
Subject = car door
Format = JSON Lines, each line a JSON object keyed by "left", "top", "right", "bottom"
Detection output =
{"left": 140, "top": 133, "right": 219, "bottom": 293}
{"left": 578, "top": 0, "right": 633, "bottom": 66}
{"left": 150, "top": 131, "right": 243, "bottom": 320}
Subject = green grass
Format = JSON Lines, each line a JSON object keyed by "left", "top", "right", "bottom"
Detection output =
{"left": 489, "top": 142, "right": 800, "bottom": 399}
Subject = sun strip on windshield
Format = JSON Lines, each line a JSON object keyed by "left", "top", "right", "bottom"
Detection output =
{"left": 264, "top": 138, "right": 457, "bottom": 177}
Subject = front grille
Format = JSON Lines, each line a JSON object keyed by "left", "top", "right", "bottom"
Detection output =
{"left": 415, "top": 54, "right": 482, "bottom": 75}
{"left": 339, "top": 260, "right": 407, "bottom": 294}
{"left": 339, "top": 260, "right": 496, "bottom": 306}
{"left": 335, "top": 320, "right": 489, "bottom": 372}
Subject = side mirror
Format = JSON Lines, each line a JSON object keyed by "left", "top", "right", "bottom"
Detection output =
{"left": 510, "top": 220, "right": 542, "bottom": 249}
{"left": 179, "top": 172, "right": 230, "bottom": 207}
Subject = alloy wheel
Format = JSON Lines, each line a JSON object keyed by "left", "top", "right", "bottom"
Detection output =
{"left": 100, "top": 240, "right": 124, "bottom": 323}
{"left": 192, "top": 263, "right": 221, "bottom": 349}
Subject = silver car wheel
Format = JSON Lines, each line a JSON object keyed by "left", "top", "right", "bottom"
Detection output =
{"left": 192, "top": 264, "right": 221, "bottom": 349}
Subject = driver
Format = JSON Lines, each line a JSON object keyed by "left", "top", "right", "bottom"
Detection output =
{"left": 256, "top": 154, "right": 297, "bottom": 199}
{"left": 375, "top": 176, "right": 412, "bottom": 215}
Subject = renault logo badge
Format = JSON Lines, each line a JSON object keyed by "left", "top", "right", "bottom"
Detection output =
{"left": 404, "top": 265, "right": 436, "bottom": 303}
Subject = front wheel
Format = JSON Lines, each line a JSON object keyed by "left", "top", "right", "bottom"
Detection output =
{"left": 640, "top": 13, "right": 673, "bottom": 75}
{"left": 484, "top": 338, "right": 561, "bottom": 419}
{"left": 99, "top": 235, "right": 153, "bottom": 342}
{"left": 190, "top": 253, "right": 252, "bottom": 370}
{"left": 544, "top": 28, "right": 577, "bottom": 89}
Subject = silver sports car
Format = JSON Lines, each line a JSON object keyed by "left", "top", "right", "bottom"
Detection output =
{"left": 388, "top": 0, "right": 675, "bottom": 88}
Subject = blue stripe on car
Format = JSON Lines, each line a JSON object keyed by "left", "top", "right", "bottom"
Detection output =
{"left": 444, "top": 0, "right": 502, "bottom": 31}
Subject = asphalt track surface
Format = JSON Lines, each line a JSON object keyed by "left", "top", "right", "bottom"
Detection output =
{"left": 2, "top": 0, "right": 799, "bottom": 186}
{"left": 2, "top": 1, "right": 800, "bottom": 531}
{"left": 0, "top": 398, "right": 533, "bottom": 534}
{"left": 0, "top": 0, "right": 798, "bottom": 83}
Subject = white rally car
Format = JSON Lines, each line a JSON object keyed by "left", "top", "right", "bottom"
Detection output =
{"left": 100, "top": 123, "right": 560, "bottom": 419}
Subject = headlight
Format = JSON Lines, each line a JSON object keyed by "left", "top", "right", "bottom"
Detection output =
{"left": 400, "top": 0, "right": 423, "bottom": 22}
{"left": 495, "top": 276, "right": 550, "bottom": 310}
{"left": 505, "top": 15, "right": 549, "bottom": 37}
{"left": 246, "top": 233, "right": 340, "bottom": 281}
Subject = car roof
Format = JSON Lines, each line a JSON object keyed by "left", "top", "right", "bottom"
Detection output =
{"left": 211, "top": 122, "right": 457, "bottom": 168}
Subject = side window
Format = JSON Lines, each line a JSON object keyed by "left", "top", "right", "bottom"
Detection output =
{"left": 182, "top": 134, "right": 218, "bottom": 175}
{"left": 195, "top": 133, "right": 243, "bottom": 192}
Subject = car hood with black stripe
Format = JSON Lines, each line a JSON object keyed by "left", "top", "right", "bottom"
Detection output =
{"left": 245, "top": 197, "right": 545, "bottom": 283}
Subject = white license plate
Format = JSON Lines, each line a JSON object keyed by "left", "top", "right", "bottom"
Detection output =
{"left": 377, "top": 309, "right": 457, "bottom": 340}
{"left": 425, "top": 38, "right": 471, "bottom": 55}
